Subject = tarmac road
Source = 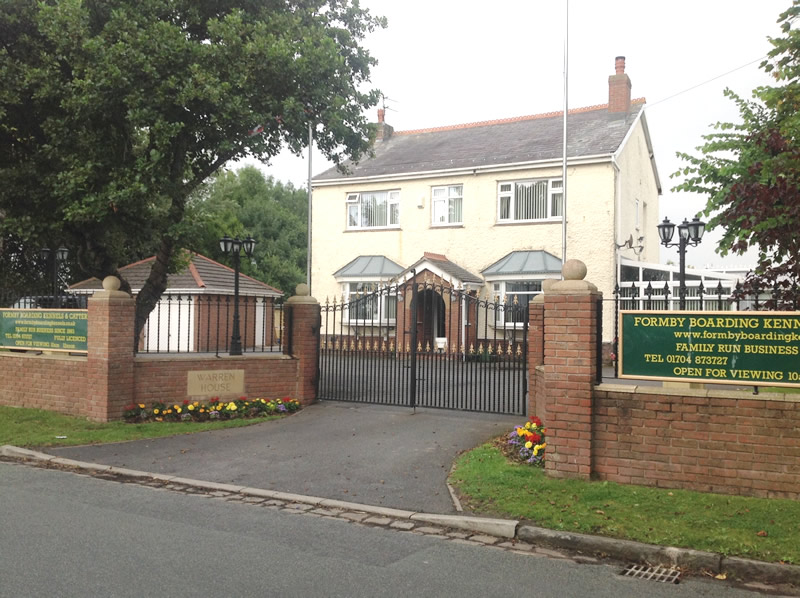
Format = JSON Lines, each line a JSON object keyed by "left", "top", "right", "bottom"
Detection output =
{"left": 48, "top": 400, "right": 520, "bottom": 513}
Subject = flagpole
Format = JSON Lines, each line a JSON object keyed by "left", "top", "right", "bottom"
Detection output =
{"left": 307, "top": 121, "right": 313, "bottom": 292}
{"left": 561, "top": 0, "right": 569, "bottom": 269}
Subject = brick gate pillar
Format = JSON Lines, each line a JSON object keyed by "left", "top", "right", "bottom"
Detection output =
{"left": 285, "top": 283, "right": 320, "bottom": 405}
{"left": 542, "top": 260, "right": 601, "bottom": 480}
{"left": 86, "top": 276, "right": 135, "bottom": 422}
{"left": 527, "top": 297, "right": 545, "bottom": 419}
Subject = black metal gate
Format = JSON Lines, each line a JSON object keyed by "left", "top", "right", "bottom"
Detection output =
{"left": 319, "top": 272, "right": 527, "bottom": 415}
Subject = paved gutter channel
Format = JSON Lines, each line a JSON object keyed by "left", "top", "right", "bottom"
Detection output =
{"left": 3, "top": 445, "right": 799, "bottom": 595}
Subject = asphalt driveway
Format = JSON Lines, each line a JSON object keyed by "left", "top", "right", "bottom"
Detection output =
{"left": 48, "top": 400, "right": 520, "bottom": 514}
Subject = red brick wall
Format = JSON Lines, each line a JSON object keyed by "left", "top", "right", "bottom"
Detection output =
{"left": 134, "top": 355, "right": 298, "bottom": 404}
{"left": 541, "top": 291, "right": 599, "bottom": 479}
{"left": 1, "top": 285, "right": 316, "bottom": 421}
{"left": 285, "top": 300, "right": 320, "bottom": 405}
{"left": 527, "top": 301, "right": 547, "bottom": 422}
{"left": 86, "top": 294, "right": 135, "bottom": 421}
{"left": 0, "top": 353, "right": 88, "bottom": 416}
{"left": 593, "top": 387, "right": 800, "bottom": 499}
{"left": 527, "top": 269, "right": 800, "bottom": 498}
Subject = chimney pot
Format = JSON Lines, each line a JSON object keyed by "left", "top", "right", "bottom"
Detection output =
{"left": 378, "top": 108, "right": 385, "bottom": 123}
{"left": 615, "top": 56, "right": 626, "bottom": 75}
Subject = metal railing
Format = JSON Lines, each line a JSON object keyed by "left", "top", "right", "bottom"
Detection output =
{"left": 137, "top": 294, "right": 284, "bottom": 355}
{"left": 607, "top": 279, "right": 799, "bottom": 378}
{"left": 0, "top": 290, "right": 88, "bottom": 309}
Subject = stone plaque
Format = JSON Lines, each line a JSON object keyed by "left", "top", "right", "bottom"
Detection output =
{"left": 187, "top": 369, "right": 245, "bottom": 397}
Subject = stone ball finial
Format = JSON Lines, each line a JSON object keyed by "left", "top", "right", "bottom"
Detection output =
{"left": 102, "top": 276, "right": 121, "bottom": 291}
{"left": 541, "top": 279, "right": 557, "bottom": 293}
{"left": 562, "top": 259, "right": 587, "bottom": 281}
{"left": 295, "top": 283, "right": 310, "bottom": 297}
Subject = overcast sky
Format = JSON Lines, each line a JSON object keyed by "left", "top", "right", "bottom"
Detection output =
{"left": 239, "top": 0, "right": 788, "bottom": 269}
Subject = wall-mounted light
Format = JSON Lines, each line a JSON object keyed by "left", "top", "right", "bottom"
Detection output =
{"left": 615, "top": 234, "right": 644, "bottom": 255}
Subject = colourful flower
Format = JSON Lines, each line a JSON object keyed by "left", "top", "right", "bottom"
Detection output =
{"left": 188, "top": 404, "right": 195, "bottom": 411}
{"left": 525, "top": 441, "right": 533, "bottom": 449}
{"left": 524, "top": 421, "right": 531, "bottom": 429}
{"left": 176, "top": 407, "right": 182, "bottom": 413}
{"left": 138, "top": 403, "right": 145, "bottom": 409}
{"left": 153, "top": 408, "right": 160, "bottom": 415}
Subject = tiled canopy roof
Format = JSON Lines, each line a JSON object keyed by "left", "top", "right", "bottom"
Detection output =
{"left": 482, "top": 251, "right": 563, "bottom": 277}
{"left": 314, "top": 100, "right": 646, "bottom": 181}
{"left": 70, "top": 253, "right": 283, "bottom": 296}
{"left": 333, "top": 255, "right": 404, "bottom": 278}
{"left": 401, "top": 252, "right": 483, "bottom": 285}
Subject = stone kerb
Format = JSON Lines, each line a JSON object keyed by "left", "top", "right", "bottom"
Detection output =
{"left": 285, "top": 283, "right": 321, "bottom": 405}
{"left": 87, "top": 276, "right": 135, "bottom": 422}
{"left": 541, "top": 259, "right": 601, "bottom": 480}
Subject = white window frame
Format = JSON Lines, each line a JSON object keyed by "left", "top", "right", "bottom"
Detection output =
{"left": 490, "top": 280, "right": 545, "bottom": 326}
{"left": 431, "top": 184, "right": 463, "bottom": 226}
{"left": 346, "top": 190, "right": 400, "bottom": 230}
{"left": 497, "top": 179, "right": 563, "bottom": 223}
{"left": 344, "top": 282, "right": 398, "bottom": 325}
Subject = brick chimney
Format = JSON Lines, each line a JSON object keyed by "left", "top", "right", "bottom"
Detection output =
{"left": 375, "top": 108, "right": 394, "bottom": 141}
{"left": 608, "top": 56, "right": 632, "bottom": 113}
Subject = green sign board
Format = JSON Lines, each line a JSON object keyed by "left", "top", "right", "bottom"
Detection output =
{"left": 0, "top": 309, "right": 88, "bottom": 353}
{"left": 619, "top": 310, "right": 800, "bottom": 387}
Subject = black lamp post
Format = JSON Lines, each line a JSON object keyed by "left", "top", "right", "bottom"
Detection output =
{"left": 40, "top": 246, "right": 69, "bottom": 308}
{"left": 657, "top": 216, "right": 705, "bottom": 310}
{"left": 219, "top": 234, "right": 256, "bottom": 355}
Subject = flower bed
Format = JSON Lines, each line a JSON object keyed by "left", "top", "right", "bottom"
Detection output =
{"left": 504, "top": 415, "right": 546, "bottom": 466}
{"left": 123, "top": 397, "right": 301, "bottom": 423}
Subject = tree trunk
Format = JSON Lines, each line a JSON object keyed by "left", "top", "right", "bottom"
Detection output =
{"left": 133, "top": 236, "right": 174, "bottom": 349}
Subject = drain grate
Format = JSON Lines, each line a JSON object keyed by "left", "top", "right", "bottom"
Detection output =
{"left": 620, "top": 564, "right": 681, "bottom": 584}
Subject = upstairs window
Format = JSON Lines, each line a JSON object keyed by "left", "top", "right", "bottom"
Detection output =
{"left": 431, "top": 184, "right": 463, "bottom": 225}
{"left": 497, "top": 179, "right": 562, "bottom": 223}
{"left": 347, "top": 191, "right": 400, "bottom": 229}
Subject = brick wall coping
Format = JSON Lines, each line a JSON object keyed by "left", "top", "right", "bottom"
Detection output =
{"left": 596, "top": 382, "right": 800, "bottom": 404}
{"left": 0, "top": 352, "right": 86, "bottom": 363}
{"left": 133, "top": 353, "right": 293, "bottom": 363}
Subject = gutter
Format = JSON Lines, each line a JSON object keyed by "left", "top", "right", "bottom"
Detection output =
{"left": 313, "top": 154, "right": 616, "bottom": 187}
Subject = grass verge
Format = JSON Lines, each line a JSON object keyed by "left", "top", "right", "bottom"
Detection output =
{"left": 0, "top": 405, "right": 277, "bottom": 448}
{"left": 449, "top": 442, "right": 800, "bottom": 564}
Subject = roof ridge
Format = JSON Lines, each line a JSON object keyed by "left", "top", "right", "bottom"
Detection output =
{"left": 394, "top": 98, "right": 646, "bottom": 136}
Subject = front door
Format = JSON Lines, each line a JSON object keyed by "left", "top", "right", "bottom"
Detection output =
{"left": 415, "top": 288, "right": 445, "bottom": 351}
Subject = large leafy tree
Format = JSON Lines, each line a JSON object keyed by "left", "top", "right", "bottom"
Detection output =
{"left": 674, "top": 1, "right": 800, "bottom": 307}
{"left": 0, "top": 0, "right": 384, "bottom": 340}
{"left": 190, "top": 165, "right": 308, "bottom": 295}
